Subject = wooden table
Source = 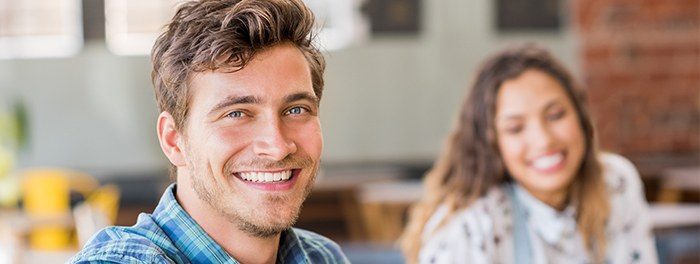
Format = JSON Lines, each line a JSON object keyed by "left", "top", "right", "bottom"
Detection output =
{"left": 298, "top": 167, "right": 409, "bottom": 241}
{"left": 356, "top": 180, "right": 423, "bottom": 243}
{"left": 657, "top": 166, "right": 700, "bottom": 202}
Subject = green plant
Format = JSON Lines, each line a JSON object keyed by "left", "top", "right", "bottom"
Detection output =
{"left": 0, "top": 99, "right": 27, "bottom": 207}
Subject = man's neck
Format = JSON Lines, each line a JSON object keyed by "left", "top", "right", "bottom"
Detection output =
{"left": 175, "top": 184, "right": 281, "bottom": 264}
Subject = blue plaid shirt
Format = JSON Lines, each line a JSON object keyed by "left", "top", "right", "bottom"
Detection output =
{"left": 70, "top": 184, "right": 348, "bottom": 264}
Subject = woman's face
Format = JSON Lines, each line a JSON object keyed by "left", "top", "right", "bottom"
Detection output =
{"left": 494, "top": 69, "right": 585, "bottom": 207}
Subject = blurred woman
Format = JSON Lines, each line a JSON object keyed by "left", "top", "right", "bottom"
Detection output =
{"left": 401, "top": 45, "right": 657, "bottom": 264}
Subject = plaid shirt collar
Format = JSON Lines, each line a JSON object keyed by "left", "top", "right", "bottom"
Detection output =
{"left": 152, "top": 183, "right": 311, "bottom": 263}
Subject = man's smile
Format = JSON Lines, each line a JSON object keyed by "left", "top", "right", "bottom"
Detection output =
{"left": 233, "top": 169, "right": 302, "bottom": 191}
{"left": 238, "top": 170, "right": 293, "bottom": 182}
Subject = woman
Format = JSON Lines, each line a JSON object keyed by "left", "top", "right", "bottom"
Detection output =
{"left": 401, "top": 45, "right": 657, "bottom": 264}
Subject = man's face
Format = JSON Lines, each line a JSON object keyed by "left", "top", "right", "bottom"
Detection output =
{"left": 179, "top": 44, "right": 322, "bottom": 237}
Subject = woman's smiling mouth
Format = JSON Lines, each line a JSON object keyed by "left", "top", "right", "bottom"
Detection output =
{"left": 529, "top": 151, "right": 567, "bottom": 173}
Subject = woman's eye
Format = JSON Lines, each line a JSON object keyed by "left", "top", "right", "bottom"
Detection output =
{"left": 505, "top": 126, "right": 523, "bottom": 134}
{"left": 226, "top": 111, "right": 245, "bottom": 118}
{"left": 547, "top": 110, "right": 566, "bottom": 121}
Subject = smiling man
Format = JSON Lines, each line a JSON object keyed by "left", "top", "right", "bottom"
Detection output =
{"left": 70, "top": 0, "right": 348, "bottom": 263}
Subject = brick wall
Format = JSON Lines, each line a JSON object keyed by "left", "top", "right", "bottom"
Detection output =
{"left": 574, "top": 0, "right": 699, "bottom": 157}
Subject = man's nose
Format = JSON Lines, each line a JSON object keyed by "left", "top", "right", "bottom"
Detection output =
{"left": 252, "top": 118, "right": 297, "bottom": 161}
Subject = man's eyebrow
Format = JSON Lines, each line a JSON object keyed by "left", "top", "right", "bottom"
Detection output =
{"left": 208, "top": 95, "right": 261, "bottom": 115}
{"left": 285, "top": 92, "right": 319, "bottom": 105}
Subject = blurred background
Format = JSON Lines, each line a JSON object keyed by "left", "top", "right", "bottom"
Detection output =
{"left": 0, "top": 0, "right": 698, "bottom": 263}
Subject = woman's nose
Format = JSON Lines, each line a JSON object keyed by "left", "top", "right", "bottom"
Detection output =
{"left": 528, "top": 120, "right": 555, "bottom": 151}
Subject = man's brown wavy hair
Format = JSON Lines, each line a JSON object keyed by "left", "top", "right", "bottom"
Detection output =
{"left": 151, "top": 0, "right": 325, "bottom": 131}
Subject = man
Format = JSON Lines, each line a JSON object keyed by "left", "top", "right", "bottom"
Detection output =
{"left": 71, "top": 0, "right": 348, "bottom": 263}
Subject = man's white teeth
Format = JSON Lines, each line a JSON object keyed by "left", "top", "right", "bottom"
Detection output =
{"left": 532, "top": 153, "right": 564, "bottom": 170}
{"left": 239, "top": 170, "right": 292, "bottom": 183}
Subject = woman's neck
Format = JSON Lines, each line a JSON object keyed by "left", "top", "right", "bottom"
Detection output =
{"left": 522, "top": 185, "right": 570, "bottom": 211}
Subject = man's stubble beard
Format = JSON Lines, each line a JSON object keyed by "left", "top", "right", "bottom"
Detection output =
{"left": 188, "top": 154, "right": 318, "bottom": 238}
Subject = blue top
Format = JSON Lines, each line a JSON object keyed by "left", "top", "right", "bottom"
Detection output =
{"left": 70, "top": 184, "right": 348, "bottom": 264}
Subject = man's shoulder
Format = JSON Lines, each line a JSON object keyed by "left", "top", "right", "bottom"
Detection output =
{"left": 292, "top": 228, "right": 349, "bottom": 263}
{"left": 70, "top": 225, "right": 176, "bottom": 264}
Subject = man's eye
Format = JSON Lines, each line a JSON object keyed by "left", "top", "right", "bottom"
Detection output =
{"left": 226, "top": 111, "right": 245, "bottom": 118}
{"left": 286, "top": 106, "right": 307, "bottom": 115}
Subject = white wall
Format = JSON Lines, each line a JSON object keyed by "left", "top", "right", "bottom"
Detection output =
{"left": 0, "top": 0, "right": 580, "bottom": 178}
{"left": 0, "top": 44, "right": 165, "bottom": 177}
{"left": 320, "top": 0, "right": 580, "bottom": 162}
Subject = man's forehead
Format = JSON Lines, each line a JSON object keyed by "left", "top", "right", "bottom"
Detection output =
{"left": 191, "top": 72, "right": 314, "bottom": 97}
{"left": 187, "top": 45, "right": 315, "bottom": 107}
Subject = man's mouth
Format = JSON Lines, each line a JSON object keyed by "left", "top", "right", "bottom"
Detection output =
{"left": 234, "top": 169, "right": 301, "bottom": 184}
{"left": 233, "top": 169, "right": 300, "bottom": 191}
{"left": 238, "top": 170, "right": 293, "bottom": 183}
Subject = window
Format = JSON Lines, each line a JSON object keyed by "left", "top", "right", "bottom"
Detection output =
{"left": 305, "top": 0, "right": 368, "bottom": 50}
{"left": 104, "top": 0, "right": 366, "bottom": 56}
{"left": 104, "top": 0, "right": 181, "bottom": 55}
{"left": 0, "top": 0, "right": 82, "bottom": 59}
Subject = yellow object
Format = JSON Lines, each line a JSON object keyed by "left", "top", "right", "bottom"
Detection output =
{"left": 21, "top": 168, "right": 118, "bottom": 250}
{"left": 87, "top": 185, "right": 121, "bottom": 224}
{"left": 67, "top": 171, "right": 99, "bottom": 199}
{"left": 23, "top": 169, "right": 71, "bottom": 250}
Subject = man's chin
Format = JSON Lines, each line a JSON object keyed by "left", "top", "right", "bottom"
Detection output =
{"left": 237, "top": 222, "right": 286, "bottom": 238}
{"left": 236, "top": 215, "right": 298, "bottom": 238}
{"left": 231, "top": 201, "right": 302, "bottom": 238}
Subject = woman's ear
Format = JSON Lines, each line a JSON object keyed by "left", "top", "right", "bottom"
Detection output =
{"left": 157, "top": 111, "right": 186, "bottom": 167}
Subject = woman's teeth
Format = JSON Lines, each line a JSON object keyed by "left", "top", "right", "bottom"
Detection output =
{"left": 239, "top": 170, "right": 292, "bottom": 183}
{"left": 532, "top": 153, "right": 564, "bottom": 170}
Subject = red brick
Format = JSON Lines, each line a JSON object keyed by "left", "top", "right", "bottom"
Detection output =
{"left": 584, "top": 45, "right": 615, "bottom": 61}
{"left": 574, "top": 0, "right": 699, "bottom": 155}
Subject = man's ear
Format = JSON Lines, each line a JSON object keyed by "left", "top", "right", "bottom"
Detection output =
{"left": 157, "top": 111, "right": 186, "bottom": 167}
